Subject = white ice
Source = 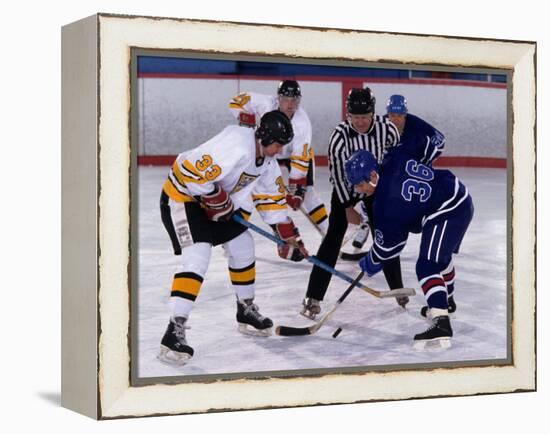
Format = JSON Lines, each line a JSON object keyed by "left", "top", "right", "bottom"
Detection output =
{"left": 136, "top": 166, "right": 507, "bottom": 381}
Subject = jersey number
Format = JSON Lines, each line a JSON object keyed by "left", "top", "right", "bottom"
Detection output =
{"left": 195, "top": 155, "right": 222, "bottom": 181}
{"left": 401, "top": 160, "right": 434, "bottom": 203}
{"left": 275, "top": 176, "right": 286, "bottom": 194}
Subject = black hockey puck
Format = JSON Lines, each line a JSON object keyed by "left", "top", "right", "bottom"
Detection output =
{"left": 332, "top": 327, "right": 343, "bottom": 338}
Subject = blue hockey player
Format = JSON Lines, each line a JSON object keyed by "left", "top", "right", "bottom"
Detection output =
{"left": 344, "top": 148, "right": 474, "bottom": 348}
{"left": 385, "top": 94, "right": 445, "bottom": 166}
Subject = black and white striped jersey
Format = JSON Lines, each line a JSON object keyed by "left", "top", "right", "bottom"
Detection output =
{"left": 328, "top": 116, "right": 399, "bottom": 206}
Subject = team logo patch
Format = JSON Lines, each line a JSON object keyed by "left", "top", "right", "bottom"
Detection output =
{"left": 431, "top": 131, "right": 445, "bottom": 147}
{"left": 375, "top": 229, "right": 384, "bottom": 246}
{"left": 231, "top": 172, "right": 259, "bottom": 194}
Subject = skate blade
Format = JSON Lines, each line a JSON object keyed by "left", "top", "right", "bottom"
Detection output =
{"left": 157, "top": 346, "right": 192, "bottom": 366}
{"left": 237, "top": 323, "right": 272, "bottom": 337}
{"left": 413, "top": 337, "right": 452, "bottom": 351}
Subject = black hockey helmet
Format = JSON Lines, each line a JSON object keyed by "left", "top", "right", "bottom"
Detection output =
{"left": 277, "top": 80, "right": 302, "bottom": 98}
{"left": 346, "top": 87, "right": 376, "bottom": 115}
{"left": 255, "top": 110, "right": 294, "bottom": 146}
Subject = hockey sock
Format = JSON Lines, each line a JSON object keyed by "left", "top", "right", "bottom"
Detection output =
{"left": 442, "top": 266, "right": 455, "bottom": 298}
{"left": 420, "top": 274, "right": 448, "bottom": 310}
{"left": 229, "top": 262, "right": 256, "bottom": 300}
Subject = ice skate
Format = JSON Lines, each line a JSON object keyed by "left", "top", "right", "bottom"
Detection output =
{"left": 158, "top": 316, "right": 194, "bottom": 365}
{"left": 420, "top": 296, "right": 456, "bottom": 318}
{"left": 413, "top": 315, "right": 453, "bottom": 350}
{"left": 300, "top": 297, "right": 321, "bottom": 320}
{"left": 236, "top": 298, "right": 273, "bottom": 337}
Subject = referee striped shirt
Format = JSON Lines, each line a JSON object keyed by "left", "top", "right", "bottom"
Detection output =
{"left": 328, "top": 115, "right": 399, "bottom": 206}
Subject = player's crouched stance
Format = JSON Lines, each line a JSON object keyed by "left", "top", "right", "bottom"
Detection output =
{"left": 344, "top": 149, "right": 474, "bottom": 350}
{"left": 158, "top": 111, "right": 308, "bottom": 365}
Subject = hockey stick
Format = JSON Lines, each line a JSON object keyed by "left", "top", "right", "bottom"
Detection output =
{"left": 340, "top": 247, "right": 367, "bottom": 261}
{"left": 283, "top": 184, "right": 326, "bottom": 237}
{"left": 276, "top": 272, "right": 365, "bottom": 336}
{"left": 233, "top": 215, "right": 415, "bottom": 299}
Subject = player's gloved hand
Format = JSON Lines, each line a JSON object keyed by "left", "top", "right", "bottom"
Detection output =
{"left": 359, "top": 250, "right": 383, "bottom": 277}
{"left": 286, "top": 177, "right": 306, "bottom": 210}
{"left": 238, "top": 112, "right": 256, "bottom": 128}
{"left": 200, "top": 185, "right": 234, "bottom": 222}
{"left": 273, "top": 219, "right": 309, "bottom": 262}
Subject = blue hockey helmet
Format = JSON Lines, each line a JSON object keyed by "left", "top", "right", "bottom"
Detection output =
{"left": 386, "top": 94, "right": 408, "bottom": 114}
{"left": 345, "top": 150, "right": 379, "bottom": 185}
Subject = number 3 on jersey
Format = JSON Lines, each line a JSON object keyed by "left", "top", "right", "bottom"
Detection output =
{"left": 401, "top": 160, "right": 434, "bottom": 203}
{"left": 195, "top": 154, "right": 222, "bottom": 181}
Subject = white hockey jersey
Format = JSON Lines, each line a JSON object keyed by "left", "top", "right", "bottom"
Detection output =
{"left": 163, "top": 125, "right": 289, "bottom": 225}
{"left": 228, "top": 92, "right": 313, "bottom": 180}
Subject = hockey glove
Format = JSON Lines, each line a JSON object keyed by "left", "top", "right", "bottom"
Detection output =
{"left": 359, "top": 250, "right": 383, "bottom": 277}
{"left": 200, "top": 185, "right": 234, "bottom": 222}
{"left": 272, "top": 220, "right": 309, "bottom": 262}
{"left": 238, "top": 112, "right": 256, "bottom": 128}
{"left": 286, "top": 177, "right": 306, "bottom": 210}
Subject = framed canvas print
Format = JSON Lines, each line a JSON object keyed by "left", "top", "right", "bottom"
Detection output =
{"left": 61, "top": 13, "right": 536, "bottom": 419}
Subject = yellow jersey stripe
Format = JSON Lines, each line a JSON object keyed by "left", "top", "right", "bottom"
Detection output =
{"left": 163, "top": 179, "right": 194, "bottom": 203}
{"left": 290, "top": 162, "right": 309, "bottom": 172}
{"left": 255, "top": 203, "right": 286, "bottom": 212}
{"left": 240, "top": 210, "right": 252, "bottom": 221}
{"left": 290, "top": 155, "right": 311, "bottom": 163}
{"left": 182, "top": 159, "right": 206, "bottom": 179}
{"left": 172, "top": 161, "right": 207, "bottom": 185}
{"left": 252, "top": 193, "right": 286, "bottom": 201}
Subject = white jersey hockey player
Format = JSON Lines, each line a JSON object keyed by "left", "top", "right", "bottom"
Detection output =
{"left": 228, "top": 80, "right": 329, "bottom": 233}
{"left": 158, "top": 110, "right": 309, "bottom": 365}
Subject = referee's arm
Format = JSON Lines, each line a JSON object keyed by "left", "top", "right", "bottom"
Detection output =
{"left": 385, "top": 121, "right": 400, "bottom": 150}
{"left": 328, "top": 130, "right": 352, "bottom": 206}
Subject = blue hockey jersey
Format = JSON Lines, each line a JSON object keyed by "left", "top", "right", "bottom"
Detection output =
{"left": 370, "top": 148, "right": 469, "bottom": 262}
{"left": 385, "top": 113, "right": 445, "bottom": 166}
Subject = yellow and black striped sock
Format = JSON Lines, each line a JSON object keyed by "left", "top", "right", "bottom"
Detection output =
{"left": 228, "top": 262, "right": 256, "bottom": 286}
{"left": 171, "top": 271, "right": 204, "bottom": 302}
{"left": 308, "top": 204, "right": 328, "bottom": 225}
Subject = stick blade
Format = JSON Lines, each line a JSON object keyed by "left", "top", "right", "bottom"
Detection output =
{"left": 339, "top": 251, "right": 367, "bottom": 261}
{"left": 378, "top": 287, "right": 416, "bottom": 298}
{"left": 275, "top": 325, "right": 312, "bottom": 336}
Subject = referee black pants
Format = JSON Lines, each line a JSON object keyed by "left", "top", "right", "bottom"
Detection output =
{"left": 305, "top": 189, "right": 403, "bottom": 301}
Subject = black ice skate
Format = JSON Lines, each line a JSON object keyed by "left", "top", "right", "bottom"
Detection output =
{"left": 420, "top": 295, "right": 456, "bottom": 318}
{"left": 413, "top": 315, "right": 453, "bottom": 350}
{"left": 236, "top": 298, "right": 273, "bottom": 337}
{"left": 300, "top": 297, "right": 321, "bottom": 320}
{"left": 158, "top": 316, "right": 194, "bottom": 365}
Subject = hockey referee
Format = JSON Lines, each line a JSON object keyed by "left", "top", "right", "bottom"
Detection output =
{"left": 301, "top": 87, "right": 407, "bottom": 319}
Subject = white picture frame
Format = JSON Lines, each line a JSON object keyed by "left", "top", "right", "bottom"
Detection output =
{"left": 61, "top": 13, "right": 536, "bottom": 419}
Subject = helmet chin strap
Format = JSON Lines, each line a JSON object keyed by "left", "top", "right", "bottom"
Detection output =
{"left": 256, "top": 140, "right": 265, "bottom": 157}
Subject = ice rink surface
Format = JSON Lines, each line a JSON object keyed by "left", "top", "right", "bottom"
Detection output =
{"left": 135, "top": 165, "right": 507, "bottom": 381}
